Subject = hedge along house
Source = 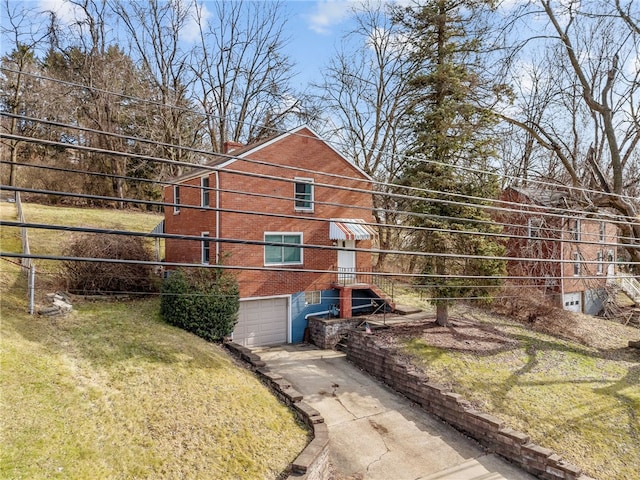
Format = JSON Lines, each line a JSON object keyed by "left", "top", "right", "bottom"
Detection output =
{"left": 163, "top": 126, "right": 388, "bottom": 347}
{"left": 499, "top": 187, "right": 618, "bottom": 315}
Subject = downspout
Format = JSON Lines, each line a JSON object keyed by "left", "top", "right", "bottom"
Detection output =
{"left": 215, "top": 170, "right": 220, "bottom": 263}
{"left": 560, "top": 220, "right": 565, "bottom": 306}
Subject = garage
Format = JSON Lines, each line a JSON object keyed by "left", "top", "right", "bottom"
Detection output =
{"left": 563, "top": 291, "right": 582, "bottom": 313}
{"left": 232, "top": 297, "right": 289, "bottom": 348}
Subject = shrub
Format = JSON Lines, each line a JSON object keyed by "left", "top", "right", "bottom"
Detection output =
{"left": 61, "top": 234, "right": 157, "bottom": 294}
{"left": 492, "top": 283, "right": 556, "bottom": 322}
{"left": 160, "top": 267, "right": 239, "bottom": 342}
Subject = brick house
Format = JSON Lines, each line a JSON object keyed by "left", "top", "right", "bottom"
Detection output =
{"left": 500, "top": 187, "right": 617, "bottom": 314}
{"left": 163, "top": 126, "right": 385, "bottom": 347}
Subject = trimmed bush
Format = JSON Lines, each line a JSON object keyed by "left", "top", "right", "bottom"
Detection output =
{"left": 160, "top": 267, "right": 239, "bottom": 342}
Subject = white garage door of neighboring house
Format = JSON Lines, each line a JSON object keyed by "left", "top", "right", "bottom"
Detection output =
{"left": 563, "top": 292, "right": 582, "bottom": 313}
{"left": 233, "top": 297, "right": 288, "bottom": 348}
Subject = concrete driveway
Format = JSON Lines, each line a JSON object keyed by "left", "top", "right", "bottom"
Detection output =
{"left": 256, "top": 344, "right": 535, "bottom": 480}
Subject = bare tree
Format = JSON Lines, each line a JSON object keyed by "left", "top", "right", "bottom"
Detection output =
{"left": 111, "top": 0, "right": 201, "bottom": 177}
{"left": 315, "top": 1, "right": 418, "bottom": 268}
{"left": 500, "top": 0, "right": 640, "bottom": 264}
{"left": 0, "top": 0, "right": 49, "bottom": 191}
{"left": 189, "top": 0, "right": 302, "bottom": 151}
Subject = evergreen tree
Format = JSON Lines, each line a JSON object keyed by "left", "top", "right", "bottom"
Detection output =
{"left": 396, "top": 0, "right": 507, "bottom": 326}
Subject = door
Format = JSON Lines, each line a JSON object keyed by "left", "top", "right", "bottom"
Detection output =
{"left": 563, "top": 292, "right": 582, "bottom": 313}
{"left": 337, "top": 239, "right": 356, "bottom": 284}
{"left": 233, "top": 297, "right": 288, "bottom": 347}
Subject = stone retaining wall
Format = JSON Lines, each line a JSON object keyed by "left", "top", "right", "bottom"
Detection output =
{"left": 307, "top": 316, "right": 361, "bottom": 349}
{"left": 346, "top": 330, "right": 596, "bottom": 480}
{"left": 224, "top": 342, "right": 330, "bottom": 480}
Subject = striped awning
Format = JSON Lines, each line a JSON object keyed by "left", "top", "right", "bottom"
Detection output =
{"left": 329, "top": 219, "right": 377, "bottom": 241}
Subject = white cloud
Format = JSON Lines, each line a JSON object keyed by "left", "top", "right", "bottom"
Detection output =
{"left": 181, "top": 1, "right": 210, "bottom": 44}
{"left": 306, "top": 0, "right": 356, "bottom": 35}
{"left": 38, "top": 0, "right": 85, "bottom": 25}
{"left": 496, "top": 0, "right": 521, "bottom": 12}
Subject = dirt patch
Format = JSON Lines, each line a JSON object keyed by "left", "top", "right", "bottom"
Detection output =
{"left": 367, "top": 304, "right": 640, "bottom": 362}
{"left": 374, "top": 318, "right": 519, "bottom": 355}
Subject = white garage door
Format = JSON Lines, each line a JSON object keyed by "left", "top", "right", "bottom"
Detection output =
{"left": 233, "top": 297, "right": 288, "bottom": 348}
{"left": 563, "top": 292, "right": 582, "bottom": 313}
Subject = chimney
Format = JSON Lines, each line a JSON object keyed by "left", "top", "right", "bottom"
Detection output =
{"left": 223, "top": 141, "right": 244, "bottom": 154}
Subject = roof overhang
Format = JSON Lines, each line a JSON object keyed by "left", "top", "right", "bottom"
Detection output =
{"left": 329, "top": 219, "right": 377, "bottom": 241}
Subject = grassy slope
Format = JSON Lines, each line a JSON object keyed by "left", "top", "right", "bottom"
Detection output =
{"left": 402, "top": 307, "right": 639, "bottom": 480}
{"left": 0, "top": 202, "right": 308, "bottom": 479}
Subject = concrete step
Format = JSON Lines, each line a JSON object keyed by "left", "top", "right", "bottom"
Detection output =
{"left": 419, "top": 458, "right": 510, "bottom": 480}
{"left": 393, "top": 303, "right": 422, "bottom": 315}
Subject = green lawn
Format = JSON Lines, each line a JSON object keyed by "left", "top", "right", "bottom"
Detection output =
{"left": 0, "top": 202, "right": 308, "bottom": 479}
{"left": 400, "top": 309, "right": 639, "bottom": 480}
{"left": 0, "top": 202, "right": 163, "bottom": 274}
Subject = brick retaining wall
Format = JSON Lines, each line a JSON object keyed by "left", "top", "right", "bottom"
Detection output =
{"left": 346, "top": 330, "right": 596, "bottom": 480}
{"left": 224, "top": 342, "right": 330, "bottom": 480}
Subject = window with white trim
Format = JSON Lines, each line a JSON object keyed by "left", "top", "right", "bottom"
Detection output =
{"left": 599, "top": 221, "right": 605, "bottom": 242}
{"left": 597, "top": 250, "right": 604, "bottom": 275}
{"left": 305, "top": 290, "right": 321, "bottom": 305}
{"left": 573, "top": 251, "right": 582, "bottom": 276}
{"left": 173, "top": 185, "right": 181, "bottom": 214}
{"left": 201, "top": 232, "right": 211, "bottom": 264}
{"left": 201, "top": 176, "right": 210, "bottom": 208}
{"left": 528, "top": 218, "right": 543, "bottom": 238}
{"left": 570, "top": 218, "right": 581, "bottom": 241}
{"left": 294, "top": 178, "right": 314, "bottom": 212}
{"left": 264, "top": 233, "right": 303, "bottom": 265}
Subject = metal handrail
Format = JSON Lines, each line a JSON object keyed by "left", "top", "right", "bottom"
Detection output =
{"left": 334, "top": 267, "right": 395, "bottom": 302}
{"left": 618, "top": 274, "right": 640, "bottom": 302}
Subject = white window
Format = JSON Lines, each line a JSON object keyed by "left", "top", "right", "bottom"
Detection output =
{"left": 173, "top": 185, "right": 181, "bottom": 214}
{"left": 264, "top": 233, "right": 303, "bottom": 265}
{"left": 528, "top": 218, "right": 542, "bottom": 238}
{"left": 305, "top": 290, "right": 321, "bottom": 305}
{"left": 201, "top": 176, "right": 210, "bottom": 208}
{"left": 597, "top": 250, "right": 604, "bottom": 275}
{"left": 570, "top": 219, "right": 581, "bottom": 241}
{"left": 294, "top": 178, "right": 314, "bottom": 212}
{"left": 573, "top": 251, "right": 582, "bottom": 276}
{"left": 201, "top": 232, "right": 211, "bottom": 264}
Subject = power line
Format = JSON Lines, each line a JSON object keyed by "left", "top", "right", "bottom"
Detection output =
{"left": 2, "top": 184, "right": 638, "bottom": 252}
{"left": 1, "top": 68, "right": 638, "bottom": 207}
{"left": 1, "top": 251, "right": 626, "bottom": 282}
{"left": 3, "top": 129, "right": 639, "bottom": 235}
{"left": 2, "top": 111, "right": 638, "bottom": 226}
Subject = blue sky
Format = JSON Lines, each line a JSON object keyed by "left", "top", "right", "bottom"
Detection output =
{"left": 269, "top": 0, "right": 359, "bottom": 89}
{"left": 9, "top": 0, "right": 360, "bottom": 90}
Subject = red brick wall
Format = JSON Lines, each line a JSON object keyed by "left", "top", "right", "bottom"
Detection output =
{"left": 561, "top": 217, "right": 616, "bottom": 293}
{"left": 499, "top": 189, "right": 563, "bottom": 291}
{"left": 164, "top": 128, "right": 374, "bottom": 298}
{"left": 164, "top": 174, "right": 217, "bottom": 264}
{"left": 499, "top": 189, "right": 617, "bottom": 295}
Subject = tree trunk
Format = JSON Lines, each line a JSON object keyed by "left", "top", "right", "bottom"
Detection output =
{"left": 435, "top": 255, "right": 449, "bottom": 326}
{"left": 436, "top": 302, "right": 449, "bottom": 327}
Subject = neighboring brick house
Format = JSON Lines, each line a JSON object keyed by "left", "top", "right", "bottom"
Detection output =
{"left": 500, "top": 187, "right": 617, "bottom": 315}
{"left": 163, "top": 125, "right": 383, "bottom": 347}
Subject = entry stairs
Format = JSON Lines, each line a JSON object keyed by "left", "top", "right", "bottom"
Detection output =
{"left": 616, "top": 274, "right": 640, "bottom": 305}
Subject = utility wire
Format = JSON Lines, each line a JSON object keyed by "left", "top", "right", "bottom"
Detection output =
{"left": 3, "top": 218, "right": 633, "bottom": 266}
{"left": 0, "top": 251, "right": 623, "bottom": 283}
{"left": 1, "top": 68, "right": 638, "bottom": 206}
{"left": 2, "top": 129, "right": 639, "bottom": 233}
{"left": 2, "top": 111, "right": 639, "bottom": 227}
{"left": 2, "top": 183, "right": 638, "bottom": 252}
